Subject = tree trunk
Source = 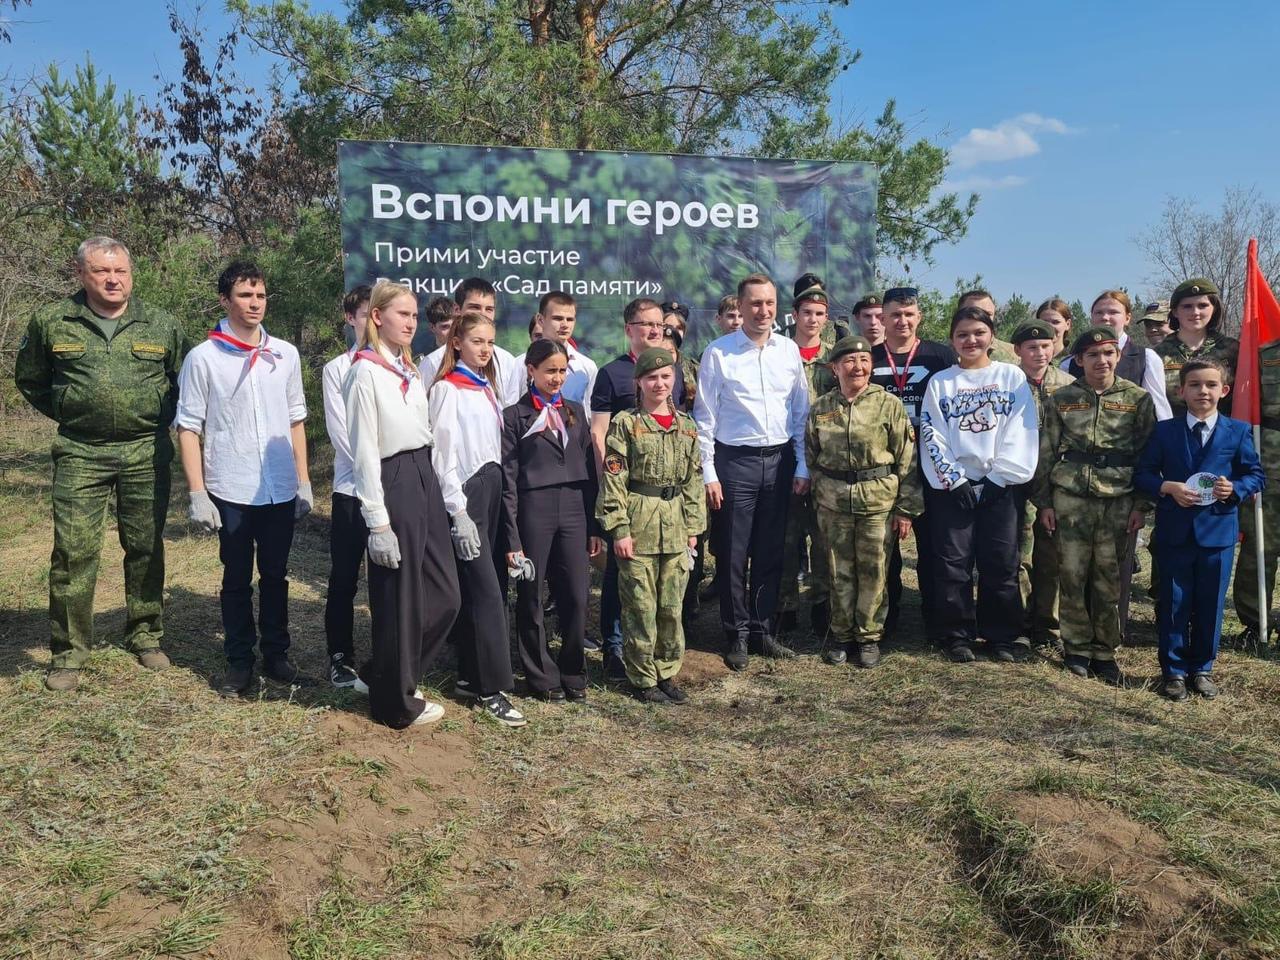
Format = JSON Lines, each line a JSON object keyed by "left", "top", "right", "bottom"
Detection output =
{"left": 575, "top": 0, "right": 603, "bottom": 150}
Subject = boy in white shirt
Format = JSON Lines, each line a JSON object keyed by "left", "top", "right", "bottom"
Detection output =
{"left": 176, "top": 261, "right": 312, "bottom": 697}
{"left": 504, "top": 291, "right": 598, "bottom": 405}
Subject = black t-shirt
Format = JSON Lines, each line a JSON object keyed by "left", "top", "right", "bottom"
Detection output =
{"left": 870, "top": 339, "right": 957, "bottom": 425}
{"left": 590, "top": 353, "right": 685, "bottom": 416}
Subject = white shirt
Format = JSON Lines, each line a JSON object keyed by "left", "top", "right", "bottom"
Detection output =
{"left": 343, "top": 345, "right": 435, "bottom": 529}
{"left": 428, "top": 366, "right": 504, "bottom": 516}
{"left": 419, "top": 343, "right": 521, "bottom": 406}
{"left": 1059, "top": 334, "right": 1173, "bottom": 421}
{"left": 322, "top": 348, "right": 357, "bottom": 497}
{"left": 175, "top": 321, "right": 306, "bottom": 506}
{"left": 1186, "top": 410, "right": 1219, "bottom": 442}
{"left": 919, "top": 362, "right": 1038, "bottom": 491}
{"left": 504, "top": 342, "right": 599, "bottom": 407}
{"left": 693, "top": 328, "right": 810, "bottom": 483}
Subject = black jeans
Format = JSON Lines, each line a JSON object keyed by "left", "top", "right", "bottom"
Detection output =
{"left": 925, "top": 482, "right": 1022, "bottom": 647}
{"left": 324, "top": 492, "right": 367, "bottom": 662}
{"left": 211, "top": 496, "right": 296, "bottom": 668}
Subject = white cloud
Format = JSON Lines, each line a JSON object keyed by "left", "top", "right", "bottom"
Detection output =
{"left": 951, "top": 113, "right": 1073, "bottom": 169}
{"left": 942, "top": 174, "right": 1030, "bottom": 193}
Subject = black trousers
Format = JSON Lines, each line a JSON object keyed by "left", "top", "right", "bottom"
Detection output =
{"left": 449, "top": 464, "right": 515, "bottom": 697}
{"left": 712, "top": 442, "right": 795, "bottom": 642}
{"left": 324, "top": 492, "right": 367, "bottom": 662}
{"left": 925, "top": 483, "right": 1022, "bottom": 647}
{"left": 514, "top": 483, "right": 590, "bottom": 693}
{"left": 211, "top": 495, "right": 295, "bottom": 668}
{"left": 364, "top": 446, "right": 461, "bottom": 729}
{"left": 886, "top": 509, "right": 937, "bottom": 640}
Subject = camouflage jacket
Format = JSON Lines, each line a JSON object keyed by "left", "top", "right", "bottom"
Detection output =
{"left": 989, "top": 338, "right": 1019, "bottom": 364}
{"left": 805, "top": 383, "right": 922, "bottom": 517}
{"left": 1256, "top": 340, "right": 1280, "bottom": 477}
{"left": 15, "top": 291, "right": 188, "bottom": 444}
{"left": 677, "top": 355, "right": 699, "bottom": 413}
{"left": 597, "top": 408, "right": 705, "bottom": 553}
{"left": 1155, "top": 331, "right": 1240, "bottom": 415}
{"left": 1023, "top": 363, "right": 1076, "bottom": 427}
{"left": 1033, "top": 377, "right": 1156, "bottom": 506}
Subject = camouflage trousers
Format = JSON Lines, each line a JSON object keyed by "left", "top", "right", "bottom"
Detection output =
{"left": 1233, "top": 492, "right": 1280, "bottom": 630}
{"left": 620, "top": 551, "right": 689, "bottom": 687}
{"left": 815, "top": 507, "right": 894, "bottom": 644}
{"left": 1018, "top": 497, "right": 1060, "bottom": 644}
{"left": 1053, "top": 490, "right": 1131, "bottom": 661}
{"left": 780, "top": 493, "right": 828, "bottom": 611}
{"left": 49, "top": 433, "right": 172, "bottom": 668}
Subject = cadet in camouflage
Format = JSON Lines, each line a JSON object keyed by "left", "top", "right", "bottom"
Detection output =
{"left": 1011, "top": 321, "right": 1075, "bottom": 648}
{"left": 780, "top": 276, "right": 837, "bottom": 635}
{"left": 1034, "top": 326, "right": 1156, "bottom": 681}
{"left": 14, "top": 237, "right": 188, "bottom": 690}
{"left": 596, "top": 348, "right": 705, "bottom": 703}
{"left": 1233, "top": 338, "right": 1280, "bottom": 639}
{"left": 1155, "top": 279, "right": 1239, "bottom": 416}
{"left": 806, "top": 335, "right": 921, "bottom": 668}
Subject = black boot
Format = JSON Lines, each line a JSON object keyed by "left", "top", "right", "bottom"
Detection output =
{"left": 724, "top": 636, "right": 748, "bottom": 671}
{"left": 219, "top": 663, "right": 254, "bottom": 698}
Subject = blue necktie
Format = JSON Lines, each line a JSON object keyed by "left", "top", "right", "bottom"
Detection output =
{"left": 1192, "top": 420, "right": 1206, "bottom": 452}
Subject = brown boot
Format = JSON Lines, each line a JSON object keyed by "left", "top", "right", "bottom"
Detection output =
{"left": 45, "top": 668, "right": 80, "bottom": 692}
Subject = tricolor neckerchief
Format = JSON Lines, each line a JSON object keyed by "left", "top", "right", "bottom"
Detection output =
{"left": 523, "top": 385, "right": 567, "bottom": 447}
{"left": 208, "top": 325, "right": 276, "bottom": 370}
{"left": 444, "top": 363, "right": 501, "bottom": 422}
{"left": 354, "top": 347, "right": 416, "bottom": 400}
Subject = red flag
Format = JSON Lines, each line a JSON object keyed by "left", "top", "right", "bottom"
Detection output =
{"left": 1234, "top": 238, "right": 1280, "bottom": 426}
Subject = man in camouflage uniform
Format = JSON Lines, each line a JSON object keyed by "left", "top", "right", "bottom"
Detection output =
{"left": 780, "top": 275, "right": 838, "bottom": 636}
{"left": 806, "top": 335, "right": 921, "bottom": 668}
{"left": 597, "top": 348, "right": 706, "bottom": 703}
{"left": 1155, "top": 279, "right": 1239, "bottom": 417}
{"left": 1233, "top": 338, "right": 1280, "bottom": 645}
{"left": 15, "top": 237, "right": 188, "bottom": 691}
{"left": 1140, "top": 300, "right": 1171, "bottom": 349}
{"left": 1011, "top": 321, "right": 1075, "bottom": 652}
{"left": 1034, "top": 326, "right": 1156, "bottom": 684}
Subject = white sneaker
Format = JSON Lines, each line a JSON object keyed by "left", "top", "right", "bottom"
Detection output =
{"left": 410, "top": 701, "right": 445, "bottom": 726}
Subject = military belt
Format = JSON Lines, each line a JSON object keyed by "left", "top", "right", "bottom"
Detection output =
{"left": 1060, "top": 450, "right": 1135, "bottom": 468}
{"left": 816, "top": 463, "right": 893, "bottom": 483}
{"left": 1260, "top": 415, "right": 1280, "bottom": 433}
{"left": 629, "top": 481, "right": 682, "bottom": 500}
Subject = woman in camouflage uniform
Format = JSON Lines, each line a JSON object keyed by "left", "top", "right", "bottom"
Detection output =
{"left": 1155, "top": 278, "right": 1239, "bottom": 416}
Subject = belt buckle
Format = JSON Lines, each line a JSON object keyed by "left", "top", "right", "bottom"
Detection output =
{"left": 663, "top": 485, "right": 679, "bottom": 500}
{"left": 1092, "top": 454, "right": 1108, "bottom": 468}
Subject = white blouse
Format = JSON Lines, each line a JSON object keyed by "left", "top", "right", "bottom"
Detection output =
{"left": 428, "top": 367, "right": 504, "bottom": 517}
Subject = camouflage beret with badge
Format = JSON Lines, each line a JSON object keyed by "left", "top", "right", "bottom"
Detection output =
{"left": 633, "top": 346, "right": 675, "bottom": 378}
{"left": 825, "top": 334, "right": 874, "bottom": 363}
{"left": 852, "top": 293, "right": 882, "bottom": 314}
{"left": 1170, "top": 277, "right": 1220, "bottom": 307}
{"left": 1010, "top": 321, "right": 1056, "bottom": 345}
{"left": 1070, "top": 325, "right": 1120, "bottom": 355}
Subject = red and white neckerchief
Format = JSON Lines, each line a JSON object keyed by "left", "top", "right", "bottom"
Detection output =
{"left": 885, "top": 338, "right": 920, "bottom": 394}
{"left": 353, "top": 347, "right": 416, "bottom": 400}
{"left": 208, "top": 326, "right": 277, "bottom": 370}
{"left": 443, "top": 363, "right": 501, "bottom": 423}
{"left": 522, "top": 385, "right": 567, "bottom": 447}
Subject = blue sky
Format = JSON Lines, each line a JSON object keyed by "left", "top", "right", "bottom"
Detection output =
{"left": 6, "top": 0, "right": 1277, "bottom": 307}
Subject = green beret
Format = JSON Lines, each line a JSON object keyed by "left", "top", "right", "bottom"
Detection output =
{"left": 1070, "top": 325, "right": 1119, "bottom": 356}
{"left": 1171, "top": 278, "right": 1220, "bottom": 306}
{"left": 794, "top": 283, "right": 828, "bottom": 307}
{"left": 852, "top": 294, "right": 882, "bottom": 313}
{"left": 826, "top": 334, "right": 873, "bottom": 362}
{"left": 1010, "top": 321, "right": 1056, "bottom": 345}
{"left": 633, "top": 347, "right": 674, "bottom": 378}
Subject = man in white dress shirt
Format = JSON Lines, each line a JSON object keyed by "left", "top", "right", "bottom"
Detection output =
{"left": 176, "top": 261, "right": 313, "bottom": 697}
{"left": 694, "top": 273, "right": 811, "bottom": 671}
{"left": 504, "top": 291, "right": 598, "bottom": 405}
{"left": 321, "top": 284, "right": 371, "bottom": 689}
{"left": 418, "top": 278, "right": 520, "bottom": 405}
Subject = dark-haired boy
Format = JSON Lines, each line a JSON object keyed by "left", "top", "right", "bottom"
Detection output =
{"left": 1135, "top": 359, "right": 1264, "bottom": 699}
{"left": 176, "top": 261, "right": 312, "bottom": 697}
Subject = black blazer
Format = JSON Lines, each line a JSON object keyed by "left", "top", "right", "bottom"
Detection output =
{"left": 501, "top": 393, "right": 599, "bottom": 552}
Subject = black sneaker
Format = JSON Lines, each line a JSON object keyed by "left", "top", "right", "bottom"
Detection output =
{"left": 724, "top": 637, "right": 748, "bottom": 671}
{"left": 635, "top": 685, "right": 670, "bottom": 704}
{"left": 329, "top": 655, "right": 360, "bottom": 689}
{"left": 657, "top": 678, "right": 688, "bottom": 704}
{"left": 1162, "top": 677, "right": 1188, "bottom": 702}
{"left": 1090, "top": 659, "right": 1123, "bottom": 686}
{"left": 1064, "top": 654, "right": 1090, "bottom": 678}
{"left": 219, "top": 663, "right": 253, "bottom": 698}
{"left": 603, "top": 653, "right": 628, "bottom": 682}
{"left": 583, "top": 635, "right": 602, "bottom": 652}
{"left": 477, "top": 692, "right": 528, "bottom": 727}
{"left": 945, "top": 641, "right": 977, "bottom": 664}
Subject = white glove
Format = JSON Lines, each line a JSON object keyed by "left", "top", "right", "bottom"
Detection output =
{"left": 507, "top": 552, "right": 536, "bottom": 581}
{"left": 683, "top": 544, "right": 698, "bottom": 572}
{"left": 189, "top": 490, "right": 222, "bottom": 532}
{"left": 450, "top": 512, "right": 482, "bottom": 562}
{"left": 294, "top": 483, "right": 314, "bottom": 519}
{"left": 368, "top": 527, "right": 401, "bottom": 568}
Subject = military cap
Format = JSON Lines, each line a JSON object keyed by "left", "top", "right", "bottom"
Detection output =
{"left": 1070, "top": 325, "right": 1120, "bottom": 355}
{"left": 634, "top": 347, "right": 675, "bottom": 378}
{"left": 663, "top": 324, "right": 683, "bottom": 350}
{"left": 1170, "top": 278, "right": 1220, "bottom": 307}
{"left": 660, "top": 300, "right": 690, "bottom": 322}
{"left": 852, "top": 293, "right": 882, "bottom": 314}
{"left": 826, "top": 334, "right": 874, "bottom": 362}
{"left": 793, "top": 272, "right": 823, "bottom": 301}
{"left": 1141, "top": 299, "right": 1171, "bottom": 323}
{"left": 883, "top": 286, "right": 919, "bottom": 304}
{"left": 1010, "top": 321, "right": 1056, "bottom": 345}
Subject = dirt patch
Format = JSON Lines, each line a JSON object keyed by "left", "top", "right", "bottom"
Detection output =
{"left": 677, "top": 647, "right": 729, "bottom": 687}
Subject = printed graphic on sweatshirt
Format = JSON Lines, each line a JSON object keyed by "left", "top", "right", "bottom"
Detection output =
{"left": 938, "top": 385, "right": 1015, "bottom": 434}
{"left": 919, "top": 411, "right": 963, "bottom": 490}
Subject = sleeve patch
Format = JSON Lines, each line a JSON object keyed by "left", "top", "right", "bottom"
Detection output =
{"left": 605, "top": 453, "right": 625, "bottom": 475}
{"left": 1102, "top": 401, "right": 1137, "bottom": 412}
{"left": 1057, "top": 402, "right": 1091, "bottom": 412}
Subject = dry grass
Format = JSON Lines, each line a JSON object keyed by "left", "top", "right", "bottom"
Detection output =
{"left": 1, "top": 417, "right": 1279, "bottom": 959}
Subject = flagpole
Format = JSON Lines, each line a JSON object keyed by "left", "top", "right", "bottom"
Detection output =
{"left": 1254, "top": 425, "right": 1268, "bottom": 648}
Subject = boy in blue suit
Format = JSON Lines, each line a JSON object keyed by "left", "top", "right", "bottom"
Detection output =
{"left": 1135, "top": 359, "right": 1265, "bottom": 701}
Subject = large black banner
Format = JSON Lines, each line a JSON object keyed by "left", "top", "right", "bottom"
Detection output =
{"left": 338, "top": 140, "right": 877, "bottom": 356}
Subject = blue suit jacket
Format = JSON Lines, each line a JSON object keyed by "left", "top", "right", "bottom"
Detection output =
{"left": 1134, "top": 415, "right": 1265, "bottom": 549}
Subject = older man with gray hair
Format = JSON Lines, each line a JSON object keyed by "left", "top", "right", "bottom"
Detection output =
{"left": 15, "top": 237, "right": 189, "bottom": 691}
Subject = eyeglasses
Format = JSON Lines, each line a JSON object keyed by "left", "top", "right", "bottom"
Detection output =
{"left": 628, "top": 321, "right": 664, "bottom": 331}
